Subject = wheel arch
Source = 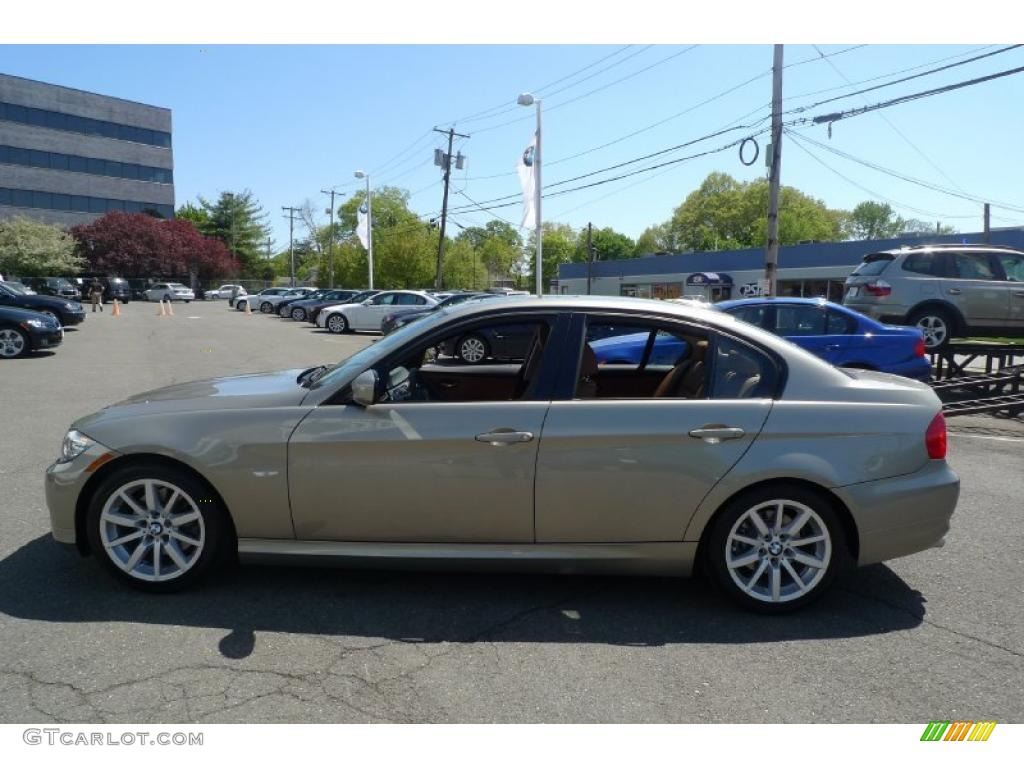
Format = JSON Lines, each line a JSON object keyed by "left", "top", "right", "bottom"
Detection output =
{"left": 74, "top": 453, "right": 238, "bottom": 557}
{"left": 693, "top": 477, "right": 859, "bottom": 571}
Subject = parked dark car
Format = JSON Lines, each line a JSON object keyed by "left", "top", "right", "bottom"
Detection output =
{"left": 126, "top": 278, "right": 151, "bottom": 301}
{"left": 276, "top": 289, "right": 331, "bottom": 318}
{"left": 382, "top": 292, "right": 496, "bottom": 335}
{"left": 0, "top": 305, "right": 64, "bottom": 358}
{"left": 716, "top": 298, "right": 931, "bottom": 380}
{"left": 20, "top": 277, "right": 81, "bottom": 300}
{"left": 306, "top": 289, "right": 380, "bottom": 324}
{"left": 285, "top": 289, "right": 361, "bottom": 322}
{"left": 0, "top": 281, "right": 86, "bottom": 326}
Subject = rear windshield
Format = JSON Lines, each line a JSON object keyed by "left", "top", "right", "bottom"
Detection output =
{"left": 852, "top": 253, "right": 894, "bottom": 276}
{"left": 108, "top": 278, "right": 128, "bottom": 285}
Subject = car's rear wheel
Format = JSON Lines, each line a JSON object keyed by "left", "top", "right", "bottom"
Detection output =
{"left": 291, "top": 307, "right": 307, "bottom": 322}
{"left": 909, "top": 307, "right": 954, "bottom": 350}
{"left": 707, "top": 485, "right": 846, "bottom": 613}
{"left": 0, "top": 327, "right": 28, "bottom": 358}
{"left": 326, "top": 313, "right": 349, "bottom": 334}
{"left": 457, "top": 334, "right": 489, "bottom": 363}
{"left": 260, "top": 301, "right": 273, "bottom": 314}
{"left": 86, "top": 464, "right": 228, "bottom": 592}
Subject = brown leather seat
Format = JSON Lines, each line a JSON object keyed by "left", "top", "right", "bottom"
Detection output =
{"left": 654, "top": 340, "right": 708, "bottom": 398}
{"left": 576, "top": 344, "right": 599, "bottom": 398}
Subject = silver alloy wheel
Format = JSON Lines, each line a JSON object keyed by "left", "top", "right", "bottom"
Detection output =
{"left": 0, "top": 328, "right": 26, "bottom": 358}
{"left": 916, "top": 315, "right": 948, "bottom": 348}
{"left": 292, "top": 307, "right": 306, "bottom": 321}
{"left": 260, "top": 301, "right": 273, "bottom": 313}
{"left": 459, "top": 336, "right": 487, "bottom": 363}
{"left": 327, "top": 314, "right": 347, "bottom": 333}
{"left": 724, "top": 498, "right": 832, "bottom": 604}
{"left": 99, "top": 479, "right": 206, "bottom": 583}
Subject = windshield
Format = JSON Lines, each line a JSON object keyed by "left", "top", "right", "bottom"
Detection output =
{"left": 312, "top": 308, "right": 458, "bottom": 391}
{"left": 2, "top": 281, "right": 27, "bottom": 295}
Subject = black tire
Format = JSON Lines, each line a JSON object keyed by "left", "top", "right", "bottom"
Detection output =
{"left": 908, "top": 306, "right": 955, "bottom": 351}
{"left": 0, "top": 326, "right": 30, "bottom": 358}
{"left": 291, "top": 307, "right": 307, "bottom": 322}
{"left": 85, "top": 462, "right": 231, "bottom": 593}
{"left": 236, "top": 300, "right": 247, "bottom": 312}
{"left": 326, "top": 313, "right": 349, "bottom": 334}
{"left": 456, "top": 333, "right": 490, "bottom": 364}
{"left": 705, "top": 484, "right": 848, "bottom": 614}
{"left": 260, "top": 301, "right": 273, "bottom": 314}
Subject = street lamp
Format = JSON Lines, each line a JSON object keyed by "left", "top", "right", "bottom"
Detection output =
{"left": 354, "top": 170, "right": 373, "bottom": 290}
{"left": 517, "top": 92, "right": 542, "bottom": 297}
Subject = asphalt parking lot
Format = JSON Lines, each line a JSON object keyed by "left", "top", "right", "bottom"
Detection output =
{"left": 0, "top": 301, "right": 1022, "bottom": 723}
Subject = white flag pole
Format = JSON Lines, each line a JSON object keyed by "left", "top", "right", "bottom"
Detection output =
{"left": 534, "top": 100, "right": 543, "bottom": 298}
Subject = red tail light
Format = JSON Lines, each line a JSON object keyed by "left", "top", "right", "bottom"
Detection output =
{"left": 914, "top": 337, "right": 926, "bottom": 358}
{"left": 864, "top": 280, "right": 892, "bottom": 297}
{"left": 926, "top": 412, "right": 947, "bottom": 459}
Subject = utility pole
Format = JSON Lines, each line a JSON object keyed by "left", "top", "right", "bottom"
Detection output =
{"left": 586, "top": 222, "right": 594, "bottom": 295}
{"left": 282, "top": 206, "right": 301, "bottom": 288}
{"left": 764, "top": 44, "right": 784, "bottom": 297}
{"left": 433, "top": 127, "right": 470, "bottom": 290}
{"left": 320, "top": 188, "right": 344, "bottom": 288}
{"left": 983, "top": 203, "right": 991, "bottom": 243}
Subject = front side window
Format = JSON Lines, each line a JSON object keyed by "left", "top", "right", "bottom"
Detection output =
{"left": 372, "top": 293, "right": 397, "bottom": 306}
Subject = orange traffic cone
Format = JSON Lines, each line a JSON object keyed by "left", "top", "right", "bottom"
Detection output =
{"left": 157, "top": 300, "right": 166, "bottom": 316}
{"left": 244, "top": 300, "right": 252, "bottom": 315}
{"left": 111, "top": 299, "right": 121, "bottom": 317}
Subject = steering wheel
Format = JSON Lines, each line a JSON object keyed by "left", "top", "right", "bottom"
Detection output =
{"left": 382, "top": 366, "right": 430, "bottom": 403}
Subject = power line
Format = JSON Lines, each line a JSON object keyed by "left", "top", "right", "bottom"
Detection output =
{"left": 370, "top": 131, "right": 436, "bottom": 177}
{"left": 788, "top": 130, "right": 1024, "bottom": 214}
{"left": 783, "top": 44, "right": 868, "bottom": 69}
{"left": 810, "top": 44, "right": 971, "bottom": 196}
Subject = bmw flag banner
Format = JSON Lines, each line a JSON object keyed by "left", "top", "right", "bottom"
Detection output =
{"left": 517, "top": 133, "right": 538, "bottom": 229}
{"left": 356, "top": 202, "right": 370, "bottom": 249}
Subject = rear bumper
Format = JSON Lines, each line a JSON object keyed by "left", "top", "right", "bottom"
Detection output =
{"left": 836, "top": 460, "right": 959, "bottom": 566}
{"left": 883, "top": 357, "right": 933, "bottom": 381}
{"left": 844, "top": 301, "right": 908, "bottom": 324}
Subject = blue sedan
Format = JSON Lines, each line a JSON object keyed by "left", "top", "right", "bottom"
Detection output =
{"left": 715, "top": 297, "right": 931, "bottom": 380}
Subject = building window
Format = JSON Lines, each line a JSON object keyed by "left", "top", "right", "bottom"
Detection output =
{"left": 0, "top": 186, "right": 170, "bottom": 218}
{"left": 0, "top": 101, "right": 172, "bottom": 148}
{"left": 0, "top": 144, "right": 172, "bottom": 184}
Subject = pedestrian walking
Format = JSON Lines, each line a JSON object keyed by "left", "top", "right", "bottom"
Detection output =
{"left": 89, "top": 279, "right": 104, "bottom": 312}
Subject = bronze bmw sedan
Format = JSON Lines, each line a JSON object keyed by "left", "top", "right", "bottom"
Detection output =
{"left": 45, "top": 297, "right": 958, "bottom": 612}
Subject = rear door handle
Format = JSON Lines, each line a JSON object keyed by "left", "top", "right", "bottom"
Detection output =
{"left": 688, "top": 425, "right": 746, "bottom": 444}
{"left": 475, "top": 428, "right": 534, "bottom": 446}
{"left": 825, "top": 344, "right": 842, "bottom": 351}
{"left": 1014, "top": 291, "right": 1024, "bottom": 298}
{"left": 947, "top": 288, "right": 962, "bottom": 295}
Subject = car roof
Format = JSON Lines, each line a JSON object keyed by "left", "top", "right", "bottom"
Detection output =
{"left": 716, "top": 296, "right": 837, "bottom": 310}
{"left": 872, "top": 244, "right": 1024, "bottom": 256}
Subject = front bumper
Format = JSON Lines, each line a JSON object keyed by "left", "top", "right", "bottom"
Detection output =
{"left": 62, "top": 310, "right": 86, "bottom": 326}
{"left": 836, "top": 460, "right": 959, "bottom": 566}
{"left": 45, "top": 440, "right": 119, "bottom": 547}
{"left": 29, "top": 325, "right": 64, "bottom": 350}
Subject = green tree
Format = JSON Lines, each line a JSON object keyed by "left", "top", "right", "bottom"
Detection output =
{"left": 634, "top": 223, "right": 676, "bottom": 256}
{"left": 0, "top": 217, "right": 83, "bottom": 277}
{"left": 525, "top": 222, "right": 577, "bottom": 290}
{"left": 198, "top": 190, "right": 272, "bottom": 277}
{"left": 846, "top": 201, "right": 905, "bottom": 240}
{"left": 903, "top": 218, "right": 957, "bottom": 235}
{"left": 456, "top": 220, "right": 522, "bottom": 286}
{"left": 573, "top": 226, "right": 635, "bottom": 263}
{"left": 175, "top": 201, "right": 209, "bottom": 228}
{"left": 443, "top": 237, "right": 488, "bottom": 290}
{"left": 668, "top": 172, "right": 845, "bottom": 251}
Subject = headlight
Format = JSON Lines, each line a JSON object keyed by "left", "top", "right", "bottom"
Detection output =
{"left": 22, "top": 319, "right": 46, "bottom": 329}
{"left": 59, "top": 430, "right": 95, "bottom": 463}
{"left": 65, "top": 302, "right": 77, "bottom": 309}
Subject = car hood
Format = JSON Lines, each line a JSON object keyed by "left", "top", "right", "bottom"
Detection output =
{"left": 14, "top": 294, "right": 78, "bottom": 310}
{"left": 75, "top": 369, "right": 311, "bottom": 427}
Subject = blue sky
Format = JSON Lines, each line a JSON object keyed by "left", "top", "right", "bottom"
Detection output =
{"left": 2, "top": 44, "right": 1023, "bottom": 249}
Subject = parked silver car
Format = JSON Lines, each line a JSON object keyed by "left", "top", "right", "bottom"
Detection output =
{"left": 234, "top": 287, "right": 289, "bottom": 311}
{"left": 844, "top": 244, "right": 1024, "bottom": 349}
{"left": 254, "top": 287, "right": 319, "bottom": 314}
{"left": 317, "top": 290, "right": 438, "bottom": 333}
{"left": 144, "top": 283, "right": 194, "bottom": 302}
{"left": 45, "top": 296, "right": 958, "bottom": 612}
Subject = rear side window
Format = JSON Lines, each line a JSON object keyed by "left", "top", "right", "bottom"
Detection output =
{"left": 826, "top": 310, "right": 855, "bottom": 334}
{"left": 997, "top": 253, "right": 1024, "bottom": 282}
{"left": 951, "top": 253, "right": 997, "bottom": 280}
{"left": 853, "top": 253, "right": 894, "bottom": 276}
{"left": 728, "top": 304, "right": 769, "bottom": 328}
{"left": 774, "top": 305, "right": 828, "bottom": 336}
{"left": 902, "top": 252, "right": 948, "bottom": 276}
{"left": 709, "top": 335, "right": 778, "bottom": 399}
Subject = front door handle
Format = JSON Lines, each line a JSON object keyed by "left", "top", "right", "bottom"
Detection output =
{"left": 688, "top": 425, "right": 746, "bottom": 444}
{"left": 1013, "top": 291, "right": 1024, "bottom": 298}
{"left": 825, "top": 343, "right": 842, "bottom": 351}
{"left": 475, "top": 428, "right": 534, "bottom": 446}
{"left": 947, "top": 288, "right": 962, "bottom": 295}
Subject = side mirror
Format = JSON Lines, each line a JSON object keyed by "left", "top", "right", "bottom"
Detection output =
{"left": 351, "top": 370, "right": 379, "bottom": 407}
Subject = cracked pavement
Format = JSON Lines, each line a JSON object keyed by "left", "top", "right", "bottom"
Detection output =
{"left": 0, "top": 304, "right": 1021, "bottom": 723}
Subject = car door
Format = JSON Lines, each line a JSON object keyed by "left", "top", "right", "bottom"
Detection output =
{"left": 992, "top": 251, "right": 1024, "bottom": 328}
{"left": 772, "top": 303, "right": 850, "bottom": 363}
{"left": 351, "top": 291, "right": 397, "bottom": 330}
{"left": 945, "top": 251, "right": 1009, "bottom": 328}
{"left": 287, "top": 313, "right": 565, "bottom": 542}
{"left": 534, "top": 315, "right": 775, "bottom": 543}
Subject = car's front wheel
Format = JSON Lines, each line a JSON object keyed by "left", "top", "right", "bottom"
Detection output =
{"left": 909, "top": 307, "right": 954, "bottom": 350}
{"left": 0, "top": 327, "right": 28, "bottom": 358}
{"left": 260, "top": 301, "right": 273, "bottom": 314}
{"left": 86, "top": 463, "right": 229, "bottom": 592}
{"left": 706, "top": 485, "right": 847, "bottom": 613}
{"left": 291, "top": 307, "right": 307, "bottom": 322}
{"left": 326, "top": 313, "right": 349, "bottom": 334}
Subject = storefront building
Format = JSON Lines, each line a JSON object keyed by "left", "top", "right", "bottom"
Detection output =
{"left": 557, "top": 229, "right": 1024, "bottom": 299}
